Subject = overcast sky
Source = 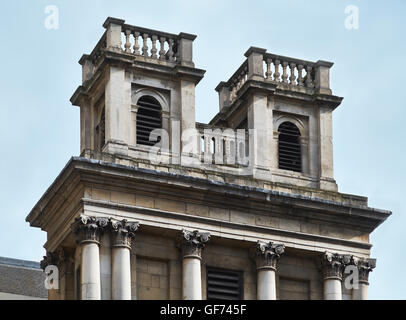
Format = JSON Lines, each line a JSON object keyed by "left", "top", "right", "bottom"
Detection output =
{"left": 0, "top": 0, "right": 404, "bottom": 299}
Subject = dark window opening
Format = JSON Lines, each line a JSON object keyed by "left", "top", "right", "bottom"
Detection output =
{"left": 207, "top": 267, "right": 243, "bottom": 300}
{"left": 278, "top": 121, "right": 301, "bottom": 172}
{"left": 96, "top": 108, "right": 105, "bottom": 151}
{"left": 136, "top": 96, "right": 162, "bottom": 146}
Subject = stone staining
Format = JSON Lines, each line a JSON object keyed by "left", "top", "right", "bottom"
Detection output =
{"left": 110, "top": 219, "right": 139, "bottom": 249}
{"left": 71, "top": 215, "right": 109, "bottom": 244}
{"left": 179, "top": 229, "right": 210, "bottom": 259}
{"left": 26, "top": 17, "right": 390, "bottom": 301}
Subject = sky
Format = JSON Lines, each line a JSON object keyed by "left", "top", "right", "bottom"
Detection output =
{"left": 0, "top": 0, "right": 404, "bottom": 299}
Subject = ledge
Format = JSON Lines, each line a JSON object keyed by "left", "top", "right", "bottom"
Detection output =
{"left": 27, "top": 157, "right": 391, "bottom": 234}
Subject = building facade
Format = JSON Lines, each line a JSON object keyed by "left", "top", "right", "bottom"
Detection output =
{"left": 26, "top": 17, "right": 390, "bottom": 300}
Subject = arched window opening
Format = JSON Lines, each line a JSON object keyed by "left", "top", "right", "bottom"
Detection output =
{"left": 210, "top": 137, "right": 215, "bottom": 154}
{"left": 136, "top": 96, "right": 162, "bottom": 146}
{"left": 278, "top": 121, "right": 301, "bottom": 172}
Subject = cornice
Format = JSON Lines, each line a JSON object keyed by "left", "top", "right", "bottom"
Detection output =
{"left": 26, "top": 157, "right": 391, "bottom": 234}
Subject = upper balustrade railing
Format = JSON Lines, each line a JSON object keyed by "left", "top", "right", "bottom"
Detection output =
{"left": 216, "top": 47, "right": 334, "bottom": 108}
{"left": 263, "top": 52, "right": 316, "bottom": 88}
{"left": 80, "top": 17, "right": 197, "bottom": 83}
{"left": 120, "top": 23, "right": 181, "bottom": 62}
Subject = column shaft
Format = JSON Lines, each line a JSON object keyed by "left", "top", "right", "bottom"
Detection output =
{"left": 323, "top": 278, "right": 342, "bottom": 300}
{"left": 110, "top": 219, "right": 139, "bottom": 300}
{"left": 81, "top": 242, "right": 101, "bottom": 300}
{"left": 182, "top": 257, "right": 202, "bottom": 300}
{"left": 257, "top": 269, "right": 276, "bottom": 300}
{"left": 112, "top": 247, "right": 131, "bottom": 300}
{"left": 352, "top": 283, "right": 368, "bottom": 300}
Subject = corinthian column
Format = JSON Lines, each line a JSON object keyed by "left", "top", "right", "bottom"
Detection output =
{"left": 252, "top": 241, "right": 285, "bottom": 300}
{"left": 322, "top": 252, "right": 351, "bottom": 300}
{"left": 352, "top": 258, "right": 376, "bottom": 300}
{"left": 178, "top": 230, "right": 210, "bottom": 300}
{"left": 71, "top": 215, "right": 108, "bottom": 300}
{"left": 110, "top": 219, "right": 139, "bottom": 300}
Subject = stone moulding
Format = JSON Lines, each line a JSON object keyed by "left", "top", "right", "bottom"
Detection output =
{"left": 26, "top": 157, "right": 391, "bottom": 254}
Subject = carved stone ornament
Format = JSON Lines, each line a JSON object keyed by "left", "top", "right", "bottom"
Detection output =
{"left": 178, "top": 229, "right": 210, "bottom": 259}
{"left": 40, "top": 247, "right": 72, "bottom": 274}
{"left": 71, "top": 215, "right": 109, "bottom": 244}
{"left": 322, "top": 252, "right": 352, "bottom": 280}
{"left": 251, "top": 241, "right": 285, "bottom": 271}
{"left": 40, "top": 252, "right": 58, "bottom": 271}
{"left": 110, "top": 219, "right": 140, "bottom": 249}
{"left": 351, "top": 257, "right": 376, "bottom": 284}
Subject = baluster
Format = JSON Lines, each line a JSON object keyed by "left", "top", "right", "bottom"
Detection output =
{"left": 289, "top": 63, "right": 296, "bottom": 85}
{"left": 151, "top": 35, "right": 158, "bottom": 59}
{"left": 282, "top": 62, "right": 289, "bottom": 83}
{"left": 297, "top": 65, "right": 304, "bottom": 86}
{"left": 174, "top": 39, "right": 180, "bottom": 62}
{"left": 230, "top": 86, "right": 236, "bottom": 101}
{"left": 274, "top": 60, "right": 281, "bottom": 82}
{"left": 159, "top": 37, "right": 166, "bottom": 60}
{"left": 124, "top": 30, "right": 132, "bottom": 53}
{"left": 133, "top": 32, "right": 140, "bottom": 55}
{"left": 305, "top": 65, "right": 313, "bottom": 88}
{"left": 168, "top": 38, "right": 174, "bottom": 62}
{"left": 142, "top": 33, "right": 149, "bottom": 56}
{"left": 265, "top": 58, "right": 272, "bottom": 80}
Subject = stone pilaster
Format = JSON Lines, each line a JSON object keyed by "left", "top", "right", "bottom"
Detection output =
{"left": 41, "top": 248, "right": 75, "bottom": 300}
{"left": 351, "top": 257, "right": 376, "bottom": 300}
{"left": 352, "top": 257, "right": 376, "bottom": 285}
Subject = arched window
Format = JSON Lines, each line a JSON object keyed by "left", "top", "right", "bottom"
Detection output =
{"left": 136, "top": 95, "right": 162, "bottom": 146}
{"left": 278, "top": 121, "right": 301, "bottom": 172}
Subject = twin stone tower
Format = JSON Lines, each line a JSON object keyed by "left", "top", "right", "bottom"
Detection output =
{"left": 26, "top": 17, "right": 390, "bottom": 300}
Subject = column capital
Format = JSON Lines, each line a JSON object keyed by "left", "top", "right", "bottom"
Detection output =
{"left": 251, "top": 241, "right": 285, "bottom": 271}
{"left": 71, "top": 215, "right": 109, "bottom": 245}
{"left": 40, "top": 251, "right": 58, "bottom": 271}
{"left": 351, "top": 257, "right": 376, "bottom": 284}
{"left": 322, "top": 251, "right": 351, "bottom": 281}
{"left": 110, "top": 219, "right": 140, "bottom": 249}
{"left": 178, "top": 229, "right": 210, "bottom": 259}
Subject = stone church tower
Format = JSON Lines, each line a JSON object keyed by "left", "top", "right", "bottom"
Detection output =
{"left": 26, "top": 17, "right": 390, "bottom": 300}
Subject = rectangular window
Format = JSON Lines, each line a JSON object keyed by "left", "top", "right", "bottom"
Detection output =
{"left": 206, "top": 267, "right": 243, "bottom": 300}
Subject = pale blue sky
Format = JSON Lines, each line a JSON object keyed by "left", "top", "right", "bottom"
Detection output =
{"left": 0, "top": 0, "right": 404, "bottom": 299}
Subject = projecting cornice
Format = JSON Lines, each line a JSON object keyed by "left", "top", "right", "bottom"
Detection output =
{"left": 26, "top": 157, "right": 391, "bottom": 236}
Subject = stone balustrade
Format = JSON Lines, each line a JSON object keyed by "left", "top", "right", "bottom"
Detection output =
{"left": 263, "top": 53, "right": 316, "bottom": 88}
{"left": 216, "top": 47, "right": 334, "bottom": 110}
{"left": 228, "top": 60, "right": 249, "bottom": 103}
{"left": 196, "top": 123, "right": 249, "bottom": 167}
{"left": 121, "top": 24, "right": 180, "bottom": 62}
{"left": 80, "top": 17, "right": 197, "bottom": 83}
